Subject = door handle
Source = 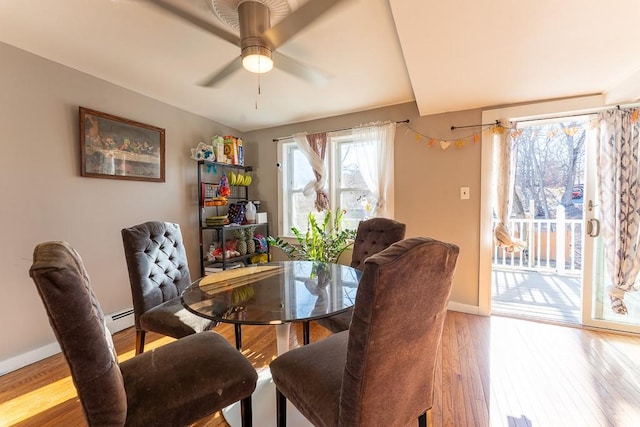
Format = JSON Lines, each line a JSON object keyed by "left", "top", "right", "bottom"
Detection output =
{"left": 587, "top": 218, "right": 600, "bottom": 237}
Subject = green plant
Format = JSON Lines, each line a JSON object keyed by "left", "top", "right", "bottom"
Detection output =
{"left": 267, "top": 209, "right": 356, "bottom": 264}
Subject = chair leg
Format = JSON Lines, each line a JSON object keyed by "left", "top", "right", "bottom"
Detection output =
{"left": 240, "top": 395, "right": 253, "bottom": 427}
{"left": 302, "top": 321, "right": 310, "bottom": 345}
{"left": 235, "top": 323, "right": 243, "bottom": 350}
{"left": 276, "top": 388, "right": 287, "bottom": 427}
{"left": 135, "top": 330, "right": 146, "bottom": 355}
{"left": 418, "top": 408, "right": 432, "bottom": 427}
{"left": 418, "top": 412, "right": 426, "bottom": 427}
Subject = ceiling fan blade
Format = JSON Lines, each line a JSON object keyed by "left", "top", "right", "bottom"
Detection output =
{"left": 262, "top": 0, "right": 349, "bottom": 49}
{"left": 273, "top": 51, "right": 331, "bottom": 86}
{"left": 199, "top": 56, "right": 243, "bottom": 87}
{"left": 146, "top": 0, "right": 241, "bottom": 47}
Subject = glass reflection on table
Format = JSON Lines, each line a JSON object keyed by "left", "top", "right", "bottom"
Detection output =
{"left": 182, "top": 260, "right": 361, "bottom": 325}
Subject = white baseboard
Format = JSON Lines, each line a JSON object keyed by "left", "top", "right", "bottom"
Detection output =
{"left": 447, "top": 301, "right": 481, "bottom": 315}
{"left": 0, "top": 341, "right": 61, "bottom": 376}
{"left": 0, "top": 307, "right": 134, "bottom": 376}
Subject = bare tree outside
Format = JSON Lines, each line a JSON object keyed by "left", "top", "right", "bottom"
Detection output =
{"left": 511, "top": 118, "right": 588, "bottom": 220}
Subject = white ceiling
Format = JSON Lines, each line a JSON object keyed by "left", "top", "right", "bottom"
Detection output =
{"left": 2, "top": 0, "right": 640, "bottom": 132}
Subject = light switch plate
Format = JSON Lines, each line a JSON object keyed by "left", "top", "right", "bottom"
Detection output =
{"left": 460, "top": 187, "right": 470, "bottom": 200}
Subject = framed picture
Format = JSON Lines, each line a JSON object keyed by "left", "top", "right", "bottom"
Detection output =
{"left": 79, "top": 107, "right": 165, "bottom": 182}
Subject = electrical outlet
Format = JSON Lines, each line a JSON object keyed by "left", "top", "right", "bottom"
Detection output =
{"left": 460, "top": 187, "right": 470, "bottom": 200}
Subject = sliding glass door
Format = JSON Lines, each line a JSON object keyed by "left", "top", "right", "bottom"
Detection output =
{"left": 582, "top": 117, "right": 640, "bottom": 333}
{"left": 481, "top": 97, "right": 640, "bottom": 334}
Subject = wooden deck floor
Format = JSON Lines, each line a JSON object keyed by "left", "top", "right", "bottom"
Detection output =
{"left": 492, "top": 268, "right": 582, "bottom": 324}
{"left": 492, "top": 268, "right": 640, "bottom": 327}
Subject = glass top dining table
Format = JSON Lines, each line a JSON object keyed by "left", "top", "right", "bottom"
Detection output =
{"left": 181, "top": 260, "right": 361, "bottom": 350}
{"left": 181, "top": 260, "right": 361, "bottom": 427}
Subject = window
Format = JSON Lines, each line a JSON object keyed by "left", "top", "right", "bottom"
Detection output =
{"left": 277, "top": 130, "right": 392, "bottom": 236}
{"left": 335, "top": 138, "right": 376, "bottom": 229}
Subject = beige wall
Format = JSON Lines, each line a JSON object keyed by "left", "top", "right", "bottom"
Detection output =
{"left": 245, "top": 103, "right": 482, "bottom": 309}
{"left": 1, "top": 41, "right": 483, "bottom": 370}
{"left": 0, "top": 43, "right": 243, "bottom": 365}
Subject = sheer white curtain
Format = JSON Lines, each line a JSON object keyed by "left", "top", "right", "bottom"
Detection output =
{"left": 595, "top": 108, "right": 640, "bottom": 315}
{"left": 293, "top": 132, "right": 330, "bottom": 211}
{"left": 350, "top": 121, "right": 396, "bottom": 218}
{"left": 493, "top": 122, "right": 526, "bottom": 252}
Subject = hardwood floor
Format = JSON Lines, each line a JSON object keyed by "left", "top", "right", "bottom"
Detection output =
{"left": 1, "top": 313, "right": 639, "bottom": 426}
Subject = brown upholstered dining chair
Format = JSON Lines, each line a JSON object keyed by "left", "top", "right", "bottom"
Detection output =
{"left": 271, "top": 237, "right": 459, "bottom": 427}
{"left": 122, "top": 221, "right": 215, "bottom": 354}
{"left": 29, "top": 241, "right": 257, "bottom": 427}
{"left": 315, "top": 217, "right": 406, "bottom": 333}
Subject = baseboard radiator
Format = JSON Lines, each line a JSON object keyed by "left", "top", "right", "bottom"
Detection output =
{"left": 106, "top": 307, "right": 135, "bottom": 334}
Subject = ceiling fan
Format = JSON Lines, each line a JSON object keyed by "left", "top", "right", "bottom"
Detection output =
{"left": 147, "top": 0, "right": 350, "bottom": 87}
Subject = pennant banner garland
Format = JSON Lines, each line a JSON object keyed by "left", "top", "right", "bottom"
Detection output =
{"left": 403, "top": 107, "right": 640, "bottom": 152}
{"left": 402, "top": 122, "right": 506, "bottom": 151}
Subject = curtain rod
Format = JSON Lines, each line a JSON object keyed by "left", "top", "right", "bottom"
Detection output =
{"left": 450, "top": 120, "right": 500, "bottom": 130}
{"left": 512, "top": 103, "right": 640, "bottom": 125}
{"left": 271, "top": 119, "right": 410, "bottom": 142}
{"left": 513, "top": 111, "right": 595, "bottom": 125}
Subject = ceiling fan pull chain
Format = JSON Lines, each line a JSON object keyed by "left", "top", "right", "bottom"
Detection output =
{"left": 255, "top": 72, "right": 261, "bottom": 110}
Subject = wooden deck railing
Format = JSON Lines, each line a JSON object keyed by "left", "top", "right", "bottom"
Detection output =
{"left": 492, "top": 206, "right": 582, "bottom": 275}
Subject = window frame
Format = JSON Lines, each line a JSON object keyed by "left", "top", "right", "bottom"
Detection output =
{"left": 276, "top": 133, "right": 377, "bottom": 237}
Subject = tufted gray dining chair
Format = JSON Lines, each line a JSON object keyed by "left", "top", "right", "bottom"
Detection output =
{"left": 121, "top": 221, "right": 215, "bottom": 354}
{"left": 271, "top": 237, "right": 459, "bottom": 427}
{"left": 30, "top": 241, "right": 257, "bottom": 427}
{"left": 315, "top": 217, "right": 406, "bottom": 333}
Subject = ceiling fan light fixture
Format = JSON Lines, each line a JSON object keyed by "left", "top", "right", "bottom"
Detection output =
{"left": 242, "top": 45, "right": 273, "bottom": 73}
